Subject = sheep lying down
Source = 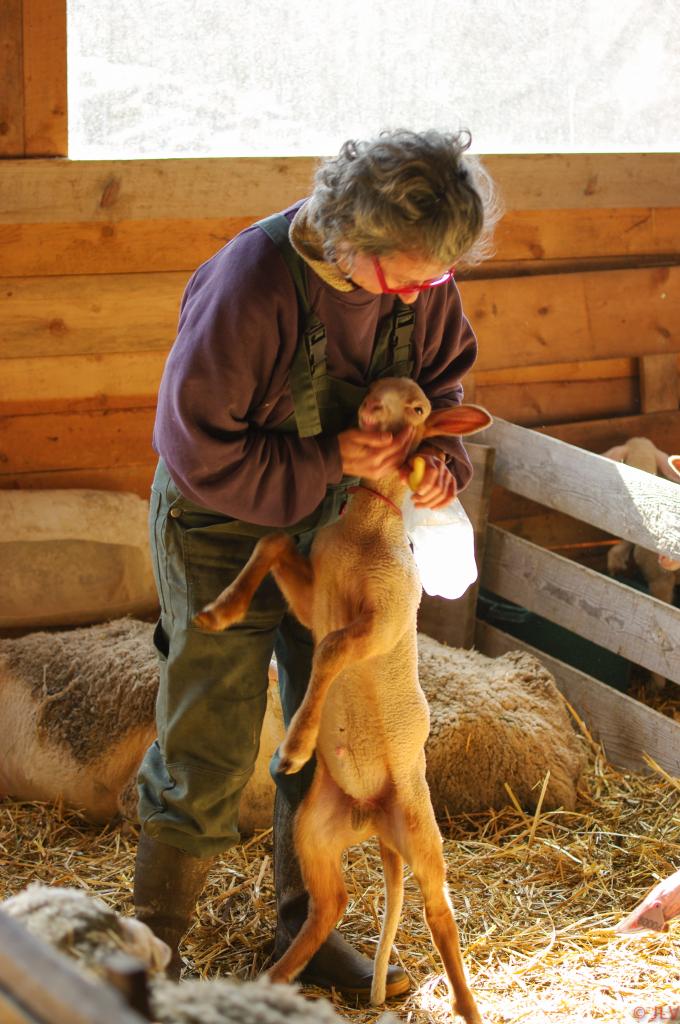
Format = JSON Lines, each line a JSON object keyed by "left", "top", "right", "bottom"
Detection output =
{"left": 0, "top": 619, "right": 585, "bottom": 826}
{"left": 0, "top": 884, "right": 397, "bottom": 1023}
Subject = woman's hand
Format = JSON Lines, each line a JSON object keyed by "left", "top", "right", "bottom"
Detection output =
{"left": 338, "top": 426, "right": 414, "bottom": 480}
{"left": 400, "top": 453, "right": 457, "bottom": 509}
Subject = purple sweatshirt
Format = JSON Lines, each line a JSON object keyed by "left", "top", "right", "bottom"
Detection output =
{"left": 153, "top": 202, "right": 478, "bottom": 527}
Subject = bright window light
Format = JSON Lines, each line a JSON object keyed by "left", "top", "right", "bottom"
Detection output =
{"left": 67, "top": 0, "right": 680, "bottom": 158}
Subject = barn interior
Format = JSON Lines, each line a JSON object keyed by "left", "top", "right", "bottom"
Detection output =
{"left": 1, "top": 4, "right": 679, "bottom": 1023}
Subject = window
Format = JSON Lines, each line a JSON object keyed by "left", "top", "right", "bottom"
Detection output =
{"left": 67, "top": 0, "right": 680, "bottom": 158}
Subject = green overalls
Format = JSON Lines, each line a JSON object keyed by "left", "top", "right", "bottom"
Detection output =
{"left": 137, "top": 215, "right": 415, "bottom": 858}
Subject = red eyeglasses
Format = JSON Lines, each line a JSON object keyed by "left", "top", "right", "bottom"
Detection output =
{"left": 372, "top": 255, "right": 456, "bottom": 295}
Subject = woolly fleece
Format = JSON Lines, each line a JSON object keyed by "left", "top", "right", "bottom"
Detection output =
{"left": 419, "top": 633, "right": 587, "bottom": 814}
{"left": 2, "top": 617, "right": 157, "bottom": 763}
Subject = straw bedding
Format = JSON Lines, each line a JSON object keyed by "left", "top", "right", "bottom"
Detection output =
{"left": 1, "top": 706, "right": 678, "bottom": 1023}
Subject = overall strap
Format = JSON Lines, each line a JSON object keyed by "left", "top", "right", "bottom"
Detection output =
{"left": 370, "top": 298, "right": 416, "bottom": 379}
{"left": 257, "top": 213, "right": 328, "bottom": 438}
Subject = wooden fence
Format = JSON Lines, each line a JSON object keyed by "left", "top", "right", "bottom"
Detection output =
{"left": 470, "top": 420, "right": 680, "bottom": 777}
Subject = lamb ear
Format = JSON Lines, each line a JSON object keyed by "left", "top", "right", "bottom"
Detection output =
{"left": 664, "top": 454, "right": 680, "bottom": 481}
{"left": 422, "top": 403, "right": 493, "bottom": 439}
{"left": 601, "top": 444, "right": 628, "bottom": 462}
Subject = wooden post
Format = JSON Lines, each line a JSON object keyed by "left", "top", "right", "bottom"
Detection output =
{"left": 0, "top": 0, "right": 67, "bottom": 158}
{"left": 640, "top": 352, "right": 679, "bottom": 413}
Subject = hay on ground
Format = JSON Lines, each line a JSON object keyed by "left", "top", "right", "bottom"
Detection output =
{"left": 1, "top": 705, "right": 679, "bottom": 1023}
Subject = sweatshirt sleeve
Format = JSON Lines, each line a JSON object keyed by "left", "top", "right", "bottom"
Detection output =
{"left": 415, "top": 282, "right": 479, "bottom": 493}
{"left": 153, "top": 229, "right": 344, "bottom": 527}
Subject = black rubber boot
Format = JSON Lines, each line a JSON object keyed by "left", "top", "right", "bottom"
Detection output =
{"left": 272, "top": 790, "right": 410, "bottom": 1000}
{"left": 133, "top": 832, "right": 215, "bottom": 980}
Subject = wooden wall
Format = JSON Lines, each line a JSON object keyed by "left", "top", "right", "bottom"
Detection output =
{"left": 0, "top": 5, "right": 678, "bottom": 531}
{"left": 1, "top": 155, "right": 678, "bottom": 511}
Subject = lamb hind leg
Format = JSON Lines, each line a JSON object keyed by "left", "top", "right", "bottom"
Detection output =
{"left": 371, "top": 840, "right": 405, "bottom": 1005}
{"left": 268, "top": 766, "right": 353, "bottom": 984}
{"left": 389, "top": 795, "right": 481, "bottom": 1024}
{"left": 194, "top": 532, "right": 314, "bottom": 631}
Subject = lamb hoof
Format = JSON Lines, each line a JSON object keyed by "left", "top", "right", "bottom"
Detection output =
{"left": 192, "top": 609, "right": 222, "bottom": 631}
{"left": 277, "top": 755, "right": 306, "bottom": 775}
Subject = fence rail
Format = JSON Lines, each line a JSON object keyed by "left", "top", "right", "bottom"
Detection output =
{"left": 478, "top": 418, "right": 680, "bottom": 559}
{"left": 470, "top": 418, "right": 680, "bottom": 776}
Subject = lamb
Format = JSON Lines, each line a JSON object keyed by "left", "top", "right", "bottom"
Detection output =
{"left": 603, "top": 438, "right": 680, "bottom": 691}
{"left": 1, "top": 884, "right": 396, "bottom": 1024}
{"left": 195, "top": 377, "right": 492, "bottom": 1024}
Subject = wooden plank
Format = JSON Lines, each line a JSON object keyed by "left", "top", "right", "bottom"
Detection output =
{"left": 22, "top": 0, "right": 67, "bottom": 156}
{"left": 0, "top": 407, "right": 156, "bottom": 474}
{"left": 474, "top": 356, "right": 639, "bottom": 387}
{"left": 538, "top": 410, "right": 680, "bottom": 455}
{"left": 3, "top": 265, "right": 678, "bottom": 367}
{"left": 482, "top": 525, "right": 680, "bottom": 684}
{"left": 0, "top": 272, "right": 187, "bottom": 358}
{"left": 0, "top": 157, "right": 319, "bottom": 224}
{"left": 3, "top": 209, "right": 680, "bottom": 278}
{"left": 481, "top": 153, "right": 680, "bottom": 211}
{"left": 492, "top": 510, "right": 614, "bottom": 552}
{"left": 459, "top": 265, "right": 680, "bottom": 372}
{"left": 0, "top": 988, "right": 43, "bottom": 1023}
{"left": 0, "top": 911, "right": 147, "bottom": 1024}
{"left": 476, "top": 621, "right": 680, "bottom": 777}
{"left": 475, "top": 376, "right": 637, "bottom": 427}
{"left": 418, "top": 443, "right": 495, "bottom": 649}
{"left": 478, "top": 419, "right": 680, "bottom": 557}
{"left": 0, "top": 463, "right": 155, "bottom": 497}
{"left": 0, "top": 0, "right": 24, "bottom": 156}
{"left": 0, "top": 351, "right": 164, "bottom": 413}
{"left": 495, "top": 207, "right": 680, "bottom": 261}
{"left": 1, "top": 155, "right": 679, "bottom": 226}
{"left": 0, "top": 217, "right": 252, "bottom": 277}
{"left": 640, "top": 353, "right": 679, "bottom": 414}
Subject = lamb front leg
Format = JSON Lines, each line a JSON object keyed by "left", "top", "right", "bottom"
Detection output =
{"left": 194, "top": 532, "right": 314, "bottom": 631}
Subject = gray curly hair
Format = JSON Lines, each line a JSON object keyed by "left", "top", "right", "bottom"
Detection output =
{"left": 308, "top": 128, "right": 500, "bottom": 269}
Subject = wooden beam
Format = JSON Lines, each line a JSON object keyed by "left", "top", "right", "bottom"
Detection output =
{"left": 639, "top": 352, "right": 679, "bottom": 414}
{"left": 459, "top": 265, "right": 680, "bottom": 372}
{"left": 0, "top": 272, "right": 187, "bottom": 359}
{"left": 495, "top": 207, "right": 680, "bottom": 261}
{"left": 2, "top": 265, "right": 678, "bottom": 370}
{"left": 0, "top": 407, "right": 156, "bottom": 474}
{"left": 2, "top": 209, "right": 680, "bottom": 278}
{"left": 0, "top": 463, "right": 155, "bottom": 497}
{"left": 22, "top": 0, "right": 67, "bottom": 156}
{"left": 0, "top": 0, "right": 24, "bottom": 156}
{"left": 476, "top": 621, "right": 680, "bottom": 777}
{"left": 0, "top": 351, "right": 164, "bottom": 414}
{"left": 475, "top": 376, "right": 637, "bottom": 427}
{"left": 480, "top": 153, "right": 680, "bottom": 210}
{"left": 0, "top": 217, "right": 253, "bottom": 277}
{"left": 482, "top": 525, "right": 680, "bottom": 684}
{"left": 1, "top": 155, "right": 679, "bottom": 227}
{"left": 477, "top": 419, "right": 680, "bottom": 557}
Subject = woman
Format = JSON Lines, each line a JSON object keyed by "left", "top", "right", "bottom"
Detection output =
{"left": 134, "top": 127, "right": 498, "bottom": 992}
